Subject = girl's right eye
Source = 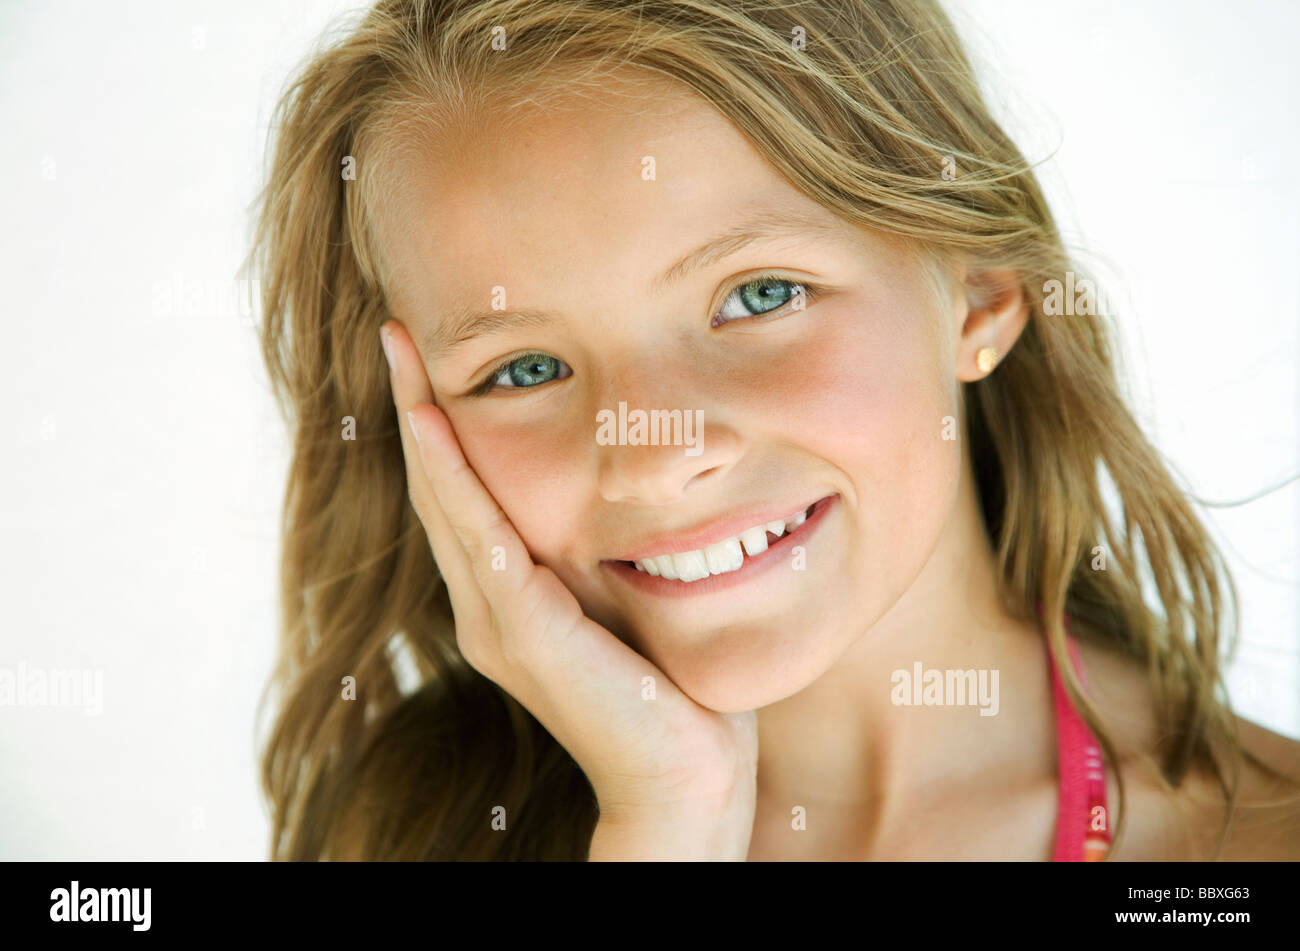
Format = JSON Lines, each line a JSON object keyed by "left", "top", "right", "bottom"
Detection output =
{"left": 471, "top": 352, "right": 572, "bottom": 395}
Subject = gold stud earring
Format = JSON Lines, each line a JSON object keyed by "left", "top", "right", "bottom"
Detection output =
{"left": 976, "top": 346, "right": 999, "bottom": 374}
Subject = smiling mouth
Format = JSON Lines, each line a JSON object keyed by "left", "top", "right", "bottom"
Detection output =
{"left": 614, "top": 501, "right": 821, "bottom": 583}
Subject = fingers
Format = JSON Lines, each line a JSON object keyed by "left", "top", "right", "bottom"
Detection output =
{"left": 380, "top": 319, "right": 485, "bottom": 632}
{"left": 403, "top": 397, "right": 535, "bottom": 607}
{"left": 380, "top": 320, "right": 535, "bottom": 629}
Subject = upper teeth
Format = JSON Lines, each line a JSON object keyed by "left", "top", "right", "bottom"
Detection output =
{"left": 633, "top": 508, "right": 810, "bottom": 582}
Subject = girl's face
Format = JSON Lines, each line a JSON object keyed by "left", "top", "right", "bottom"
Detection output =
{"left": 381, "top": 75, "right": 969, "bottom": 713}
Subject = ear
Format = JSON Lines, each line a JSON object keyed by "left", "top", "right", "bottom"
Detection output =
{"left": 954, "top": 267, "right": 1030, "bottom": 382}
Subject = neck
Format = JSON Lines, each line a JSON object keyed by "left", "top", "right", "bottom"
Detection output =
{"left": 753, "top": 452, "right": 1054, "bottom": 855}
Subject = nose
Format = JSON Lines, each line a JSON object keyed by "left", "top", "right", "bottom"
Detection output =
{"left": 594, "top": 401, "right": 742, "bottom": 505}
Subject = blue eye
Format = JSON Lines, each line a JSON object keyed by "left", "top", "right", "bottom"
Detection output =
{"left": 474, "top": 351, "right": 572, "bottom": 394}
{"left": 468, "top": 274, "right": 817, "bottom": 395}
{"left": 712, "top": 275, "right": 818, "bottom": 326}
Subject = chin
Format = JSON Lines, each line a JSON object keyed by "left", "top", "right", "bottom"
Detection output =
{"left": 644, "top": 622, "right": 846, "bottom": 714}
{"left": 674, "top": 666, "right": 816, "bottom": 714}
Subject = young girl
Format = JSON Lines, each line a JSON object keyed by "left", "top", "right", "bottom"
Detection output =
{"left": 249, "top": 0, "right": 1300, "bottom": 860}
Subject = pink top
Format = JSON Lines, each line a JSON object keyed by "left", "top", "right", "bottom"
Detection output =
{"left": 1047, "top": 619, "right": 1111, "bottom": 861}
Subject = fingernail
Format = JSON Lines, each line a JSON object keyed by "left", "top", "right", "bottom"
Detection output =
{"left": 406, "top": 410, "right": 421, "bottom": 445}
{"left": 380, "top": 326, "right": 396, "bottom": 373}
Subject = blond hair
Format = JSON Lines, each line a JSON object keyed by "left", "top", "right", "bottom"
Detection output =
{"left": 247, "top": 0, "right": 1296, "bottom": 860}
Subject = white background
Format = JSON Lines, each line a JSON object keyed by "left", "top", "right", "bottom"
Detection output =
{"left": 1, "top": 0, "right": 1296, "bottom": 860}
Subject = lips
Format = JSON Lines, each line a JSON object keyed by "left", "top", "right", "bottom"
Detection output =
{"left": 627, "top": 506, "right": 813, "bottom": 581}
{"left": 610, "top": 495, "right": 830, "bottom": 563}
{"left": 604, "top": 494, "right": 837, "bottom": 587}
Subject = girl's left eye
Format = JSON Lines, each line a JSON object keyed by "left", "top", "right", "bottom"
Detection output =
{"left": 712, "top": 275, "right": 818, "bottom": 327}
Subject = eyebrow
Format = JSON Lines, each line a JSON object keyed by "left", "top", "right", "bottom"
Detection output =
{"left": 422, "top": 206, "right": 842, "bottom": 357}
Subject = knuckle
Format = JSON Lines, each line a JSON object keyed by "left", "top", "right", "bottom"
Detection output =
{"left": 443, "top": 453, "right": 473, "bottom": 483}
{"left": 455, "top": 625, "right": 493, "bottom": 676}
{"left": 481, "top": 505, "right": 511, "bottom": 537}
{"left": 494, "top": 618, "right": 527, "bottom": 669}
{"left": 441, "top": 512, "right": 473, "bottom": 549}
{"left": 518, "top": 569, "right": 581, "bottom": 639}
{"left": 498, "top": 581, "right": 543, "bottom": 667}
{"left": 495, "top": 570, "right": 577, "bottom": 668}
{"left": 457, "top": 536, "right": 487, "bottom": 582}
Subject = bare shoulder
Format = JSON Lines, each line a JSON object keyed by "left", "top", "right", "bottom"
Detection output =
{"left": 1212, "top": 715, "right": 1300, "bottom": 860}
{"left": 1066, "top": 628, "right": 1300, "bottom": 860}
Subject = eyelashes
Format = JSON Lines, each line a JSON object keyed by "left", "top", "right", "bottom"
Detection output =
{"left": 711, "top": 273, "right": 819, "bottom": 327}
{"left": 468, "top": 273, "right": 820, "bottom": 396}
{"left": 470, "top": 352, "right": 572, "bottom": 396}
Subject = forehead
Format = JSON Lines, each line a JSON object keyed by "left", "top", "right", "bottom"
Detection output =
{"left": 374, "top": 72, "right": 837, "bottom": 323}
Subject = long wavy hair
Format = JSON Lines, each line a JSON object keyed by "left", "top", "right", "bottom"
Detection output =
{"left": 246, "top": 0, "right": 1297, "bottom": 860}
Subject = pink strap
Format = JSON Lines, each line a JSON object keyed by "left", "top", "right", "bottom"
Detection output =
{"left": 1048, "top": 625, "right": 1111, "bottom": 861}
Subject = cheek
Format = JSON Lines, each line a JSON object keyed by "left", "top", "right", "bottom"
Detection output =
{"left": 452, "top": 410, "right": 587, "bottom": 560}
{"left": 737, "top": 299, "right": 953, "bottom": 478}
{"left": 735, "top": 300, "right": 958, "bottom": 576}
